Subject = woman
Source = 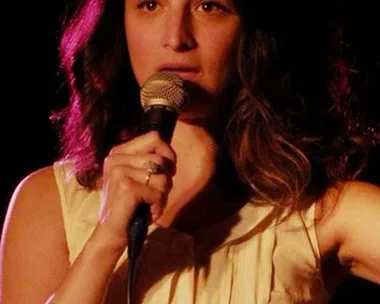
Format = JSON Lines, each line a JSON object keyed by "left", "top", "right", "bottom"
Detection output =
{"left": 1, "top": 0, "right": 379, "bottom": 303}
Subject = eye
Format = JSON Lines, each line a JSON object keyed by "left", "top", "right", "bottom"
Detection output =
{"left": 198, "top": 1, "right": 228, "bottom": 14}
{"left": 137, "top": 0, "right": 159, "bottom": 12}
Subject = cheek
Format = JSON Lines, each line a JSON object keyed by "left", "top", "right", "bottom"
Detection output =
{"left": 125, "top": 23, "right": 156, "bottom": 85}
{"left": 203, "top": 29, "right": 239, "bottom": 90}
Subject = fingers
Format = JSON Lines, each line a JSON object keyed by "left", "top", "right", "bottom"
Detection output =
{"left": 98, "top": 131, "right": 176, "bottom": 242}
{"left": 109, "top": 131, "right": 176, "bottom": 170}
{"left": 101, "top": 175, "right": 166, "bottom": 227}
{"left": 103, "top": 163, "right": 172, "bottom": 194}
{"left": 104, "top": 152, "right": 175, "bottom": 177}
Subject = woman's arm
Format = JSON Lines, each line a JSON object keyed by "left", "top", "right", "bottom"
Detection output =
{"left": 316, "top": 181, "right": 380, "bottom": 285}
{"left": 0, "top": 167, "right": 126, "bottom": 304}
{"left": 1, "top": 131, "right": 175, "bottom": 304}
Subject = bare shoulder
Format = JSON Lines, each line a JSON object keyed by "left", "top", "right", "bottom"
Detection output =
{"left": 315, "top": 180, "right": 380, "bottom": 285}
{"left": 0, "top": 166, "right": 70, "bottom": 303}
{"left": 9, "top": 165, "right": 59, "bottom": 203}
{"left": 2, "top": 165, "right": 64, "bottom": 231}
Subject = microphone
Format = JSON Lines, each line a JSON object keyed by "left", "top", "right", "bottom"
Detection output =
{"left": 126, "top": 71, "right": 188, "bottom": 303}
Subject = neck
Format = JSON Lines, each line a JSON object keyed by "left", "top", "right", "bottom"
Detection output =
{"left": 156, "top": 120, "right": 247, "bottom": 233}
{"left": 171, "top": 119, "right": 219, "bottom": 159}
{"left": 170, "top": 120, "right": 220, "bottom": 206}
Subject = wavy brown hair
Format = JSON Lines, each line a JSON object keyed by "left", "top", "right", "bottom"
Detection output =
{"left": 52, "top": 0, "right": 380, "bottom": 210}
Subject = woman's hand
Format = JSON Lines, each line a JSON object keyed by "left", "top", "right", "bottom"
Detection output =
{"left": 97, "top": 131, "right": 176, "bottom": 248}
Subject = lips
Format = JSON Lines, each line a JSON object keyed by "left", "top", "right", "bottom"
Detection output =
{"left": 158, "top": 64, "right": 200, "bottom": 81}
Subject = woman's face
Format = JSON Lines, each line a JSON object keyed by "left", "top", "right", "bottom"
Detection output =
{"left": 125, "top": 0, "right": 241, "bottom": 119}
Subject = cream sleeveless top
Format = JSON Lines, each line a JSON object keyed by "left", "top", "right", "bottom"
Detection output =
{"left": 53, "top": 160, "right": 330, "bottom": 303}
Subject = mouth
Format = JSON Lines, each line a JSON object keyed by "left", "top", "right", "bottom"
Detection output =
{"left": 158, "top": 64, "right": 200, "bottom": 81}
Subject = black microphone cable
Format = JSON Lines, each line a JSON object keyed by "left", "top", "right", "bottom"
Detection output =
{"left": 126, "top": 203, "right": 150, "bottom": 304}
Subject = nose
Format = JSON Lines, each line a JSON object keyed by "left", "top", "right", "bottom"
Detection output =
{"left": 162, "top": 8, "right": 196, "bottom": 51}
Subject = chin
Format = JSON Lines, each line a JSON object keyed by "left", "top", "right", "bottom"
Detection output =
{"left": 178, "top": 111, "right": 206, "bottom": 122}
{"left": 177, "top": 104, "right": 219, "bottom": 127}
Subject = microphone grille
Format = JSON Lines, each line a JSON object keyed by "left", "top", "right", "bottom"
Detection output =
{"left": 140, "top": 71, "right": 189, "bottom": 113}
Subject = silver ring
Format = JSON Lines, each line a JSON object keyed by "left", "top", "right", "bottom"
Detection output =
{"left": 145, "top": 161, "right": 161, "bottom": 174}
{"left": 145, "top": 170, "right": 153, "bottom": 185}
{"left": 144, "top": 161, "right": 162, "bottom": 185}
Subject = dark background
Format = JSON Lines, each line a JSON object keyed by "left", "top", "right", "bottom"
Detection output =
{"left": 1, "top": 1, "right": 379, "bottom": 302}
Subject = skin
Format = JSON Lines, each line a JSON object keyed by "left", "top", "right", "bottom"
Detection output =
{"left": 0, "top": 1, "right": 379, "bottom": 303}
{"left": 124, "top": 0, "right": 244, "bottom": 230}
{"left": 125, "top": 0, "right": 241, "bottom": 121}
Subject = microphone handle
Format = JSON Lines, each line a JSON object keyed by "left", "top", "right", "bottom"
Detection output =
{"left": 142, "top": 105, "right": 178, "bottom": 143}
{"left": 127, "top": 105, "right": 178, "bottom": 259}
